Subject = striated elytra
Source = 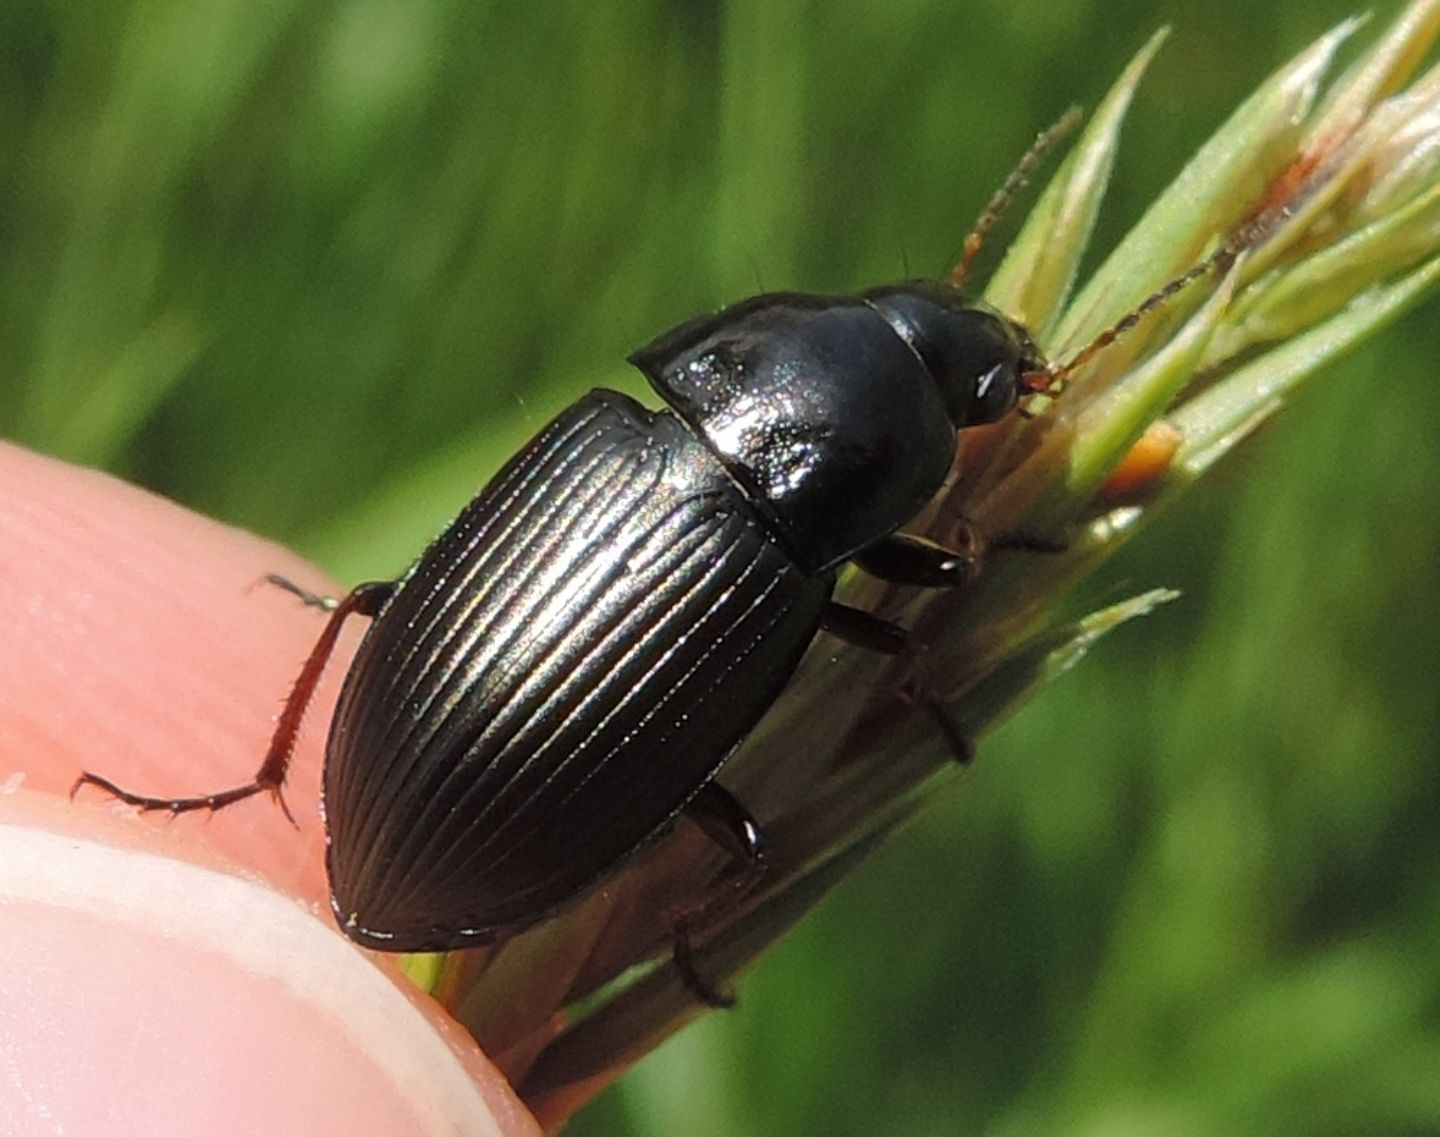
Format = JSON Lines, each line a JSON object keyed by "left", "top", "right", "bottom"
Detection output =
{"left": 75, "top": 280, "right": 1044, "bottom": 997}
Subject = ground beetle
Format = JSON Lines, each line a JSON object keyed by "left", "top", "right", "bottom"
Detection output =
{"left": 73, "top": 113, "right": 1117, "bottom": 1004}
{"left": 74, "top": 279, "right": 1046, "bottom": 982}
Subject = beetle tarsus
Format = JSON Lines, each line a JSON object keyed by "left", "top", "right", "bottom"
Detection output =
{"left": 671, "top": 914, "right": 737, "bottom": 1009}
{"left": 257, "top": 572, "right": 341, "bottom": 612}
{"left": 70, "top": 769, "right": 275, "bottom": 815}
{"left": 990, "top": 531, "right": 1068, "bottom": 555}
{"left": 926, "top": 703, "right": 975, "bottom": 765}
{"left": 889, "top": 654, "right": 976, "bottom": 764}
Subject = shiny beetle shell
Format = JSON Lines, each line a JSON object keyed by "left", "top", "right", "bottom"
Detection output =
{"left": 326, "top": 391, "right": 832, "bottom": 948}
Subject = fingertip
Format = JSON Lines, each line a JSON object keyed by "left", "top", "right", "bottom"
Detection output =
{"left": 0, "top": 789, "right": 539, "bottom": 1137}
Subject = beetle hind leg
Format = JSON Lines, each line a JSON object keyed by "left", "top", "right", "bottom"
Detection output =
{"left": 70, "top": 580, "right": 394, "bottom": 826}
{"left": 255, "top": 572, "right": 342, "bottom": 612}
{"left": 668, "top": 781, "right": 769, "bottom": 1008}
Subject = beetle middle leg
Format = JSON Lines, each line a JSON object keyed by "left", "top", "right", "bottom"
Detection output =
{"left": 826, "top": 524, "right": 1064, "bottom": 762}
{"left": 71, "top": 580, "right": 394, "bottom": 822}
{"left": 824, "top": 527, "right": 991, "bottom": 764}
{"left": 857, "top": 525, "right": 1069, "bottom": 581}
{"left": 670, "top": 781, "right": 769, "bottom": 1008}
{"left": 820, "top": 602, "right": 974, "bottom": 765}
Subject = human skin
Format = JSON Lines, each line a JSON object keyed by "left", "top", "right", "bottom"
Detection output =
{"left": 0, "top": 441, "right": 541, "bottom": 1137}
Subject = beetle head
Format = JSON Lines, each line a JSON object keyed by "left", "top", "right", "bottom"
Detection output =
{"left": 863, "top": 283, "right": 1047, "bottom": 428}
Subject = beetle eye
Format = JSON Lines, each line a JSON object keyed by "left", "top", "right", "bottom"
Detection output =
{"left": 971, "top": 359, "right": 1018, "bottom": 423}
{"left": 975, "top": 361, "right": 1003, "bottom": 401}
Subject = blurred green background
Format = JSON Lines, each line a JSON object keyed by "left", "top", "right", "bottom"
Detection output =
{"left": 4, "top": 0, "right": 1439, "bottom": 1133}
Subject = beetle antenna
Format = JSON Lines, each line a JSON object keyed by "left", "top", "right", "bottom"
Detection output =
{"left": 951, "top": 106, "right": 1084, "bottom": 290}
{"left": 1039, "top": 241, "right": 1240, "bottom": 389}
{"left": 1036, "top": 158, "right": 1328, "bottom": 394}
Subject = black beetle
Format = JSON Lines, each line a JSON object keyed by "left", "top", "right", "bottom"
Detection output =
{"left": 75, "top": 279, "right": 1046, "bottom": 994}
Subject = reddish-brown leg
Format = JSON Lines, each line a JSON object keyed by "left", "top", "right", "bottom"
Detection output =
{"left": 71, "top": 580, "right": 393, "bottom": 823}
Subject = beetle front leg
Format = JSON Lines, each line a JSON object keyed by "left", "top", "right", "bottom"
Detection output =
{"left": 72, "top": 580, "right": 394, "bottom": 823}
{"left": 856, "top": 527, "right": 1067, "bottom": 587}
{"left": 671, "top": 781, "right": 769, "bottom": 1008}
{"left": 852, "top": 530, "right": 982, "bottom": 588}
